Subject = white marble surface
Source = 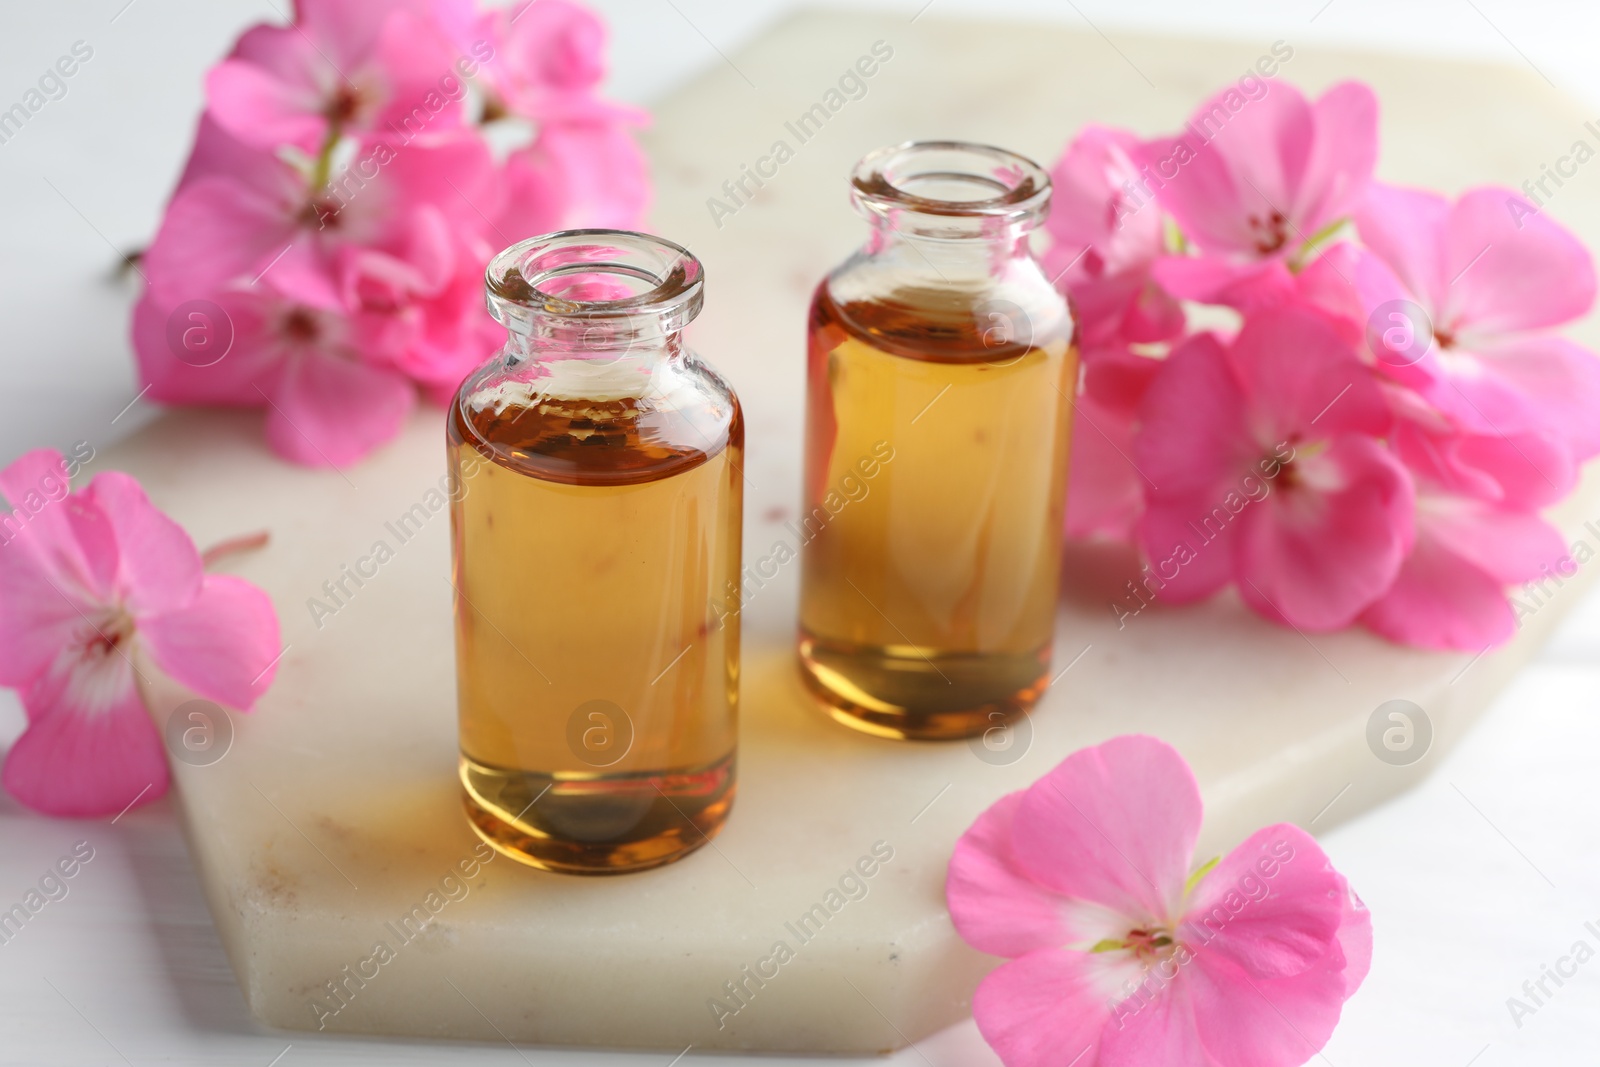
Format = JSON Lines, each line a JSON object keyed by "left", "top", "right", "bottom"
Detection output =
{"left": 4, "top": 2, "right": 1600, "bottom": 1065}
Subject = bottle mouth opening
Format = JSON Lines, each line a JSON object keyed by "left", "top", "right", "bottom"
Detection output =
{"left": 850, "top": 140, "right": 1052, "bottom": 230}
{"left": 486, "top": 229, "right": 704, "bottom": 335}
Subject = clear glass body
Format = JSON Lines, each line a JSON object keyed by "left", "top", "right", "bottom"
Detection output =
{"left": 450, "top": 231, "right": 742, "bottom": 874}
{"left": 798, "top": 142, "right": 1076, "bottom": 740}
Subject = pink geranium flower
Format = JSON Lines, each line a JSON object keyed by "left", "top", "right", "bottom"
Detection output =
{"left": 1354, "top": 183, "right": 1600, "bottom": 461}
{"left": 476, "top": 0, "right": 637, "bottom": 119}
{"left": 1138, "top": 80, "right": 1378, "bottom": 308}
{"left": 132, "top": 287, "right": 417, "bottom": 468}
{"left": 1066, "top": 345, "right": 1161, "bottom": 541}
{"left": 142, "top": 120, "right": 496, "bottom": 315}
{"left": 1360, "top": 486, "right": 1567, "bottom": 651}
{"left": 1044, "top": 125, "right": 1184, "bottom": 350}
{"left": 204, "top": 0, "right": 472, "bottom": 154}
{"left": 495, "top": 120, "right": 651, "bottom": 238}
{"left": 1387, "top": 383, "right": 1575, "bottom": 511}
{"left": 477, "top": 1, "right": 650, "bottom": 235}
{"left": 134, "top": 121, "right": 499, "bottom": 465}
{"left": 948, "top": 734, "right": 1370, "bottom": 1067}
{"left": 134, "top": 0, "right": 649, "bottom": 469}
{"left": 0, "top": 451, "right": 280, "bottom": 817}
{"left": 1134, "top": 307, "right": 1413, "bottom": 630}
{"left": 1360, "top": 385, "right": 1570, "bottom": 650}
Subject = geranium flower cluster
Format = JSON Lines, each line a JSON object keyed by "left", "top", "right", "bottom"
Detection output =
{"left": 1049, "top": 78, "right": 1599, "bottom": 650}
{"left": 131, "top": 0, "right": 648, "bottom": 467}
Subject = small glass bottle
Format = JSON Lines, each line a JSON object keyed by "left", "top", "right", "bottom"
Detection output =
{"left": 798, "top": 142, "right": 1076, "bottom": 741}
{"left": 450, "top": 230, "right": 742, "bottom": 874}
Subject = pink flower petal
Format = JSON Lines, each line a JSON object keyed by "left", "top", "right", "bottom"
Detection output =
{"left": 1444, "top": 187, "right": 1596, "bottom": 338}
{"left": 1069, "top": 347, "right": 1163, "bottom": 541}
{"left": 1047, "top": 124, "right": 1165, "bottom": 279}
{"left": 1353, "top": 183, "right": 1451, "bottom": 314}
{"left": 1227, "top": 307, "right": 1390, "bottom": 440}
{"left": 972, "top": 950, "right": 1117, "bottom": 1067}
{"left": 1294, "top": 82, "right": 1379, "bottom": 235}
{"left": 1098, "top": 972, "right": 1211, "bottom": 1067}
{"left": 1291, "top": 243, "right": 1366, "bottom": 346}
{"left": 1151, "top": 256, "right": 1298, "bottom": 313}
{"left": 1447, "top": 430, "right": 1575, "bottom": 508}
{"left": 496, "top": 121, "right": 651, "bottom": 238}
{"left": 497, "top": 0, "right": 609, "bottom": 93}
{"left": 947, "top": 791, "right": 1083, "bottom": 957}
{"left": 1179, "top": 825, "right": 1345, "bottom": 980}
{"left": 131, "top": 289, "right": 287, "bottom": 407}
{"left": 141, "top": 175, "right": 300, "bottom": 309}
{"left": 1390, "top": 395, "right": 1575, "bottom": 509}
{"left": 1134, "top": 333, "right": 1254, "bottom": 500}
{"left": 1236, "top": 434, "right": 1412, "bottom": 631}
{"left": 1138, "top": 83, "right": 1317, "bottom": 255}
{"left": 0, "top": 560, "right": 94, "bottom": 693}
{"left": 1360, "top": 496, "right": 1565, "bottom": 651}
{"left": 0, "top": 450, "right": 118, "bottom": 603}
{"left": 367, "top": 9, "right": 473, "bottom": 136}
{"left": 1, "top": 651, "right": 168, "bottom": 818}
{"left": 263, "top": 351, "right": 415, "bottom": 467}
{"left": 1069, "top": 269, "right": 1186, "bottom": 349}
{"left": 1186, "top": 941, "right": 1351, "bottom": 1067}
{"left": 141, "top": 575, "right": 282, "bottom": 711}
{"left": 1069, "top": 389, "right": 1149, "bottom": 542}
{"left": 258, "top": 240, "right": 345, "bottom": 312}
{"left": 297, "top": 0, "right": 411, "bottom": 61}
{"left": 1421, "top": 498, "right": 1566, "bottom": 586}
{"left": 355, "top": 132, "right": 501, "bottom": 236}
{"left": 1335, "top": 879, "right": 1373, "bottom": 996}
{"left": 1133, "top": 500, "right": 1238, "bottom": 605}
{"left": 0, "top": 454, "right": 122, "bottom": 686}
{"left": 1359, "top": 534, "right": 1516, "bottom": 651}
{"left": 205, "top": 55, "right": 328, "bottom": 153}
{"left": 175, "top": 112, "right": 287, "bottom": 191}
{"left": 1011, "top": 736, "right": 1201, "bottom": 921}
{"left": 83, "top": 472, "right": 204, "bottom": 617}
{"left": 1466, "top": 335, "right": 1600, "bottom": 460}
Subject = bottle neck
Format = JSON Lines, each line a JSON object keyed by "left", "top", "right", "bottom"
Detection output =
{"left": 864, "top": 216, "right": 1039, "bottom": 285}
{"left": 501, "top": 325, "right": 686, "bottom": 402}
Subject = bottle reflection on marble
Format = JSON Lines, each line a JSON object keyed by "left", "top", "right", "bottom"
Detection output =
{"left": 450, "top": 231, "right": 742, "bottom": 874}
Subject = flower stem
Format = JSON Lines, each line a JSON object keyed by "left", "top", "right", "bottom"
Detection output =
{"left": 202, "top": 530, "right": 271, "bottom": 568}
{"left": 309, "top": 124, "right": 341, "bottom": 191}
{"left": 1289, "top": 217, "right": 1349, "bottom": 272}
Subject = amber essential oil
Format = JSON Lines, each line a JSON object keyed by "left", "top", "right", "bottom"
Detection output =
{"left": 451, "top": 231, "right": 741, "bottom": 874}
{"left": 798, "top": 284, "right": 1075, "bottom": 740}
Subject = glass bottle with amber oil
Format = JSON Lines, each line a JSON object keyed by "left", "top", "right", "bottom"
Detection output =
{"left": 450, "top": 231, "right": 742, "bottom": 874}
{"left": 799, "top": 142, "right": 1076, "bottom": 741}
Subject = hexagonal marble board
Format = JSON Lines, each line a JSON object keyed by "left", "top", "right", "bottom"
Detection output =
{"left": 114, "top": 10, "right": 1600, "bottom": 1055}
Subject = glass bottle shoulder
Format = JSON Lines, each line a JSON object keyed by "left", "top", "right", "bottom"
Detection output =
{"left": 450, "top": 350, "right": 742, "bottom": 487}
{"left": 815, "top": 244, "right": 1074, "bottom": 365}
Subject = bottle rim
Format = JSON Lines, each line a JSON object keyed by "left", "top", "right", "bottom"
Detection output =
{"left": 485, "top": 229, "right": 704, "bottom": 335}
{"left": 850, "top": 140, "right": 1052, "bottom": 232}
